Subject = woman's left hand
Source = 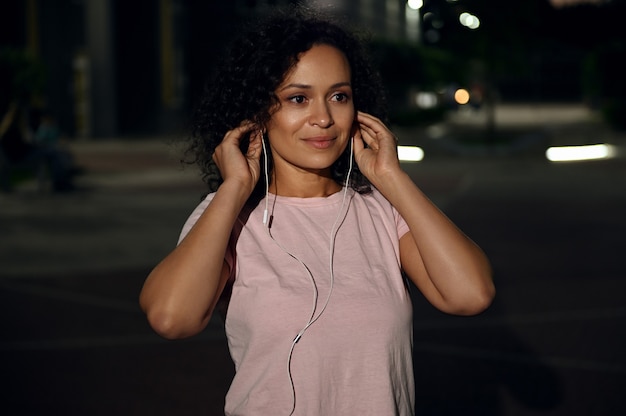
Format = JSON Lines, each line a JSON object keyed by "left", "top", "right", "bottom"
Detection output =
{"left": 353, "top": 111, "right": 402, "bottom": 188}
{"left": 354, "top": 112, "right": 494, "bottom": 316}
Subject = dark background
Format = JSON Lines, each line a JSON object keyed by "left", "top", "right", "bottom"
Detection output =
{"left": 1, "top": 1, "right": 625, "bottom": 415}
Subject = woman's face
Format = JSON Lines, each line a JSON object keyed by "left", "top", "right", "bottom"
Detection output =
{"left": 266, "top": 44, "right": 355, "bottom": 178}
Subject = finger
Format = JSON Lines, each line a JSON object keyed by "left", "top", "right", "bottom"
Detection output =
{"left": 352, "top": 131, "right": 366, "bottom": 155}
{"left": 222, "top": 120, "right": 257, "bottom": 145}
{"left": 357, "top": 111, "right": 383, "bottom": 125}
{"left": 357, "top": 112, "right": 394, "bottom": 138}
{"left": 358, "top": 119, "right": 398, "bottom": 149}
{"left": 358, "top": 124, "right": 380, "bottom": 149}
{"left": 246, "top": 130, "right": 263, "bottom": 158}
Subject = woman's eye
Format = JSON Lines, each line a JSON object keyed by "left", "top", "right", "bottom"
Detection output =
{"left": 332, "top": 93, "right": 349, "bottom": 102}
{"left": 288, "top": 95, "right": 306, "bottom": 104}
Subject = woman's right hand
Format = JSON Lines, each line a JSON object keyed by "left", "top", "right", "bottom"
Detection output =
{"left": 141, "top": 121, "right": 265, "bottom": 339}
{"left": 212, "top": 121, "right": 264, "bottom": 195}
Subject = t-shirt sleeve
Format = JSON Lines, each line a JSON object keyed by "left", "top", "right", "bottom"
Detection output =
{"left": 394, "top": 208, "right": 410, "bottom": 240}
{"left": 371, "top": 188, "right": 410, "bottom": 240}
{"left": 176, "top": 193, "right": 236, "bottom": 279}
{"left": 177, "top": 194, "right": 213, "bottom": 244}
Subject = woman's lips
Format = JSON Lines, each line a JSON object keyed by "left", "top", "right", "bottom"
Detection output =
{"left": 302, "top": 136, "right": 335, "bottom": 149}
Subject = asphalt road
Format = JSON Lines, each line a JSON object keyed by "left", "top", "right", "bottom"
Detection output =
{"left": 1, "top": 104, "right": 625, "bottom": 415}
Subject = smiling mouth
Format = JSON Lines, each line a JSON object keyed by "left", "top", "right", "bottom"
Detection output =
{"left": 302, "top": 137, "right": 336, "bottom": 149}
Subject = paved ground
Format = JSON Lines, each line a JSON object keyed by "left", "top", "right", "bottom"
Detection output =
{"left": 1, "top": 104, "right": 625, "bottom": 415}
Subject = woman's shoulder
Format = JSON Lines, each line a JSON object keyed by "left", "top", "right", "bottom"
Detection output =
{"left": 354, "top": 188, "right": 407, "bottom": 231}
{"left": 354, "top": 187, "right": 392, "bottom": 209}
{"left": 177, "top": 193, "right": 215, "bottom": 244}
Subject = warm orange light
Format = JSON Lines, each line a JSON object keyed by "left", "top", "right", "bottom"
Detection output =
{"left": 454, "top": 88, "right": 470, "bottom": 105}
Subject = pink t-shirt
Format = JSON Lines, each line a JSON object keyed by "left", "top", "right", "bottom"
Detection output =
{"left": 179, "top": 188, "right": 414, "bottom": 415}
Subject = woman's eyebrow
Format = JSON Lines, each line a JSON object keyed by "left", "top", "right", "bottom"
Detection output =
{"left": 279, "top": 83, "right": 311, "bottom": 91}
{"left": 279, "top": 81, "right": 352, "bottom": 91}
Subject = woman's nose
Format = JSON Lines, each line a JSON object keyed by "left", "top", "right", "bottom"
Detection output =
{"left": 309, "top": 101, "right": 334, "bottom": 127}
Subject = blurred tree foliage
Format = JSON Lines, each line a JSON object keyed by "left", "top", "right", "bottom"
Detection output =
{"left": 369, "top": 0, "right": 625, "bottom": 132}
{"left": 585, "top": 42, "right": 626, "bottom": 130}
{"left": 579, "top": 29, "right": 626, "bottom": 130}
{"left": 449, "top": 0, "right": 625, "bottom": 130}
{"left": 0, "top": 47, "right": 47, "bottom": 111}
{"left": 369, "top": 38, "right": 460, "bottom": 126}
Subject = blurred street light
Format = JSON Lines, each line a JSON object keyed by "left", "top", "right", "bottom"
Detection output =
{"left": 415, "top": 91, "right": 439, "bottom": 109}
{"left": 459, "top": 12, "right": 480, "bottom": 29}
{"left": 454, "top": 88, "right": 470, "bottom": 105}
{"left": 407, "top": 0, "right": 424, "bottom": 10}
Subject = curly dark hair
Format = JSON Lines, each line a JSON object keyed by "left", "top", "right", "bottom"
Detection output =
{"left": 185, "top": 6, "right": 388, "bottom": 203}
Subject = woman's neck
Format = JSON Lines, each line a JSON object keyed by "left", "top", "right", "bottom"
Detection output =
{"left": 269, "top": 169, "right": 342, "bottom": 198}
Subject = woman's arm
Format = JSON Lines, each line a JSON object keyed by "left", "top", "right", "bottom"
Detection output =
{"left": 139, "top": 123, "right": 263, "bottom": 339}
{"left": 354, "top": 112, "right": 495, "bottom": 315}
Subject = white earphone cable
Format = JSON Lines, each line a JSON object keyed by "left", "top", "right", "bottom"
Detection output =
{"left": 286, "top": 137, "right": 354, "bottom": 415}
{"left": 262, "top": 135, "right": 270, "bottom": 226}
{"left": 261, "top": 136, "right": 355, "bottom": 415}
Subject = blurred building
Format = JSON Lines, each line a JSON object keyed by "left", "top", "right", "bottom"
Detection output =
{"left": 3, "top": 0, "right": 189, "bottom": 139}
{"left": 5, "top": 0, "right": 616, "bottom": 138}
{"left": 2, "top": 0, "right": 419, "bottom": 139}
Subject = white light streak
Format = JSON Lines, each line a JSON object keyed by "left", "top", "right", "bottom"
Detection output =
{"left": 398, "top": 146, "right": 424, "bottom": 162}
{"left": 545, "top": 144, "right": 616, "bottom": 162}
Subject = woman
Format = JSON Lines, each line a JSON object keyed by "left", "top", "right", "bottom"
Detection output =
{"left": 140, "top": 7, "right": 494, "bottom": 415}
